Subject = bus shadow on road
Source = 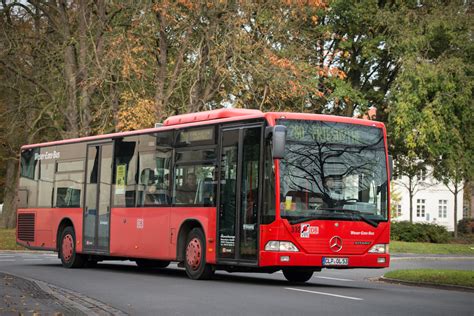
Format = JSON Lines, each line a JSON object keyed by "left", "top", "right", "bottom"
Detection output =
{"left": 49, "top": 262, "right": 369, "bottom": 290}
{"left": 211, "top": 273, "right": 368, "bottom": 290}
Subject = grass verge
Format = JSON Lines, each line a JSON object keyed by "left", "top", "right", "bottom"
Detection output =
{"left": 384, "top": 269, "right": 474, "bottom": 288}
{"left": 390, "top": 241, "right": 474, "bottom": 255}
{"left": 0, "top": 229, "right": 25, "bottom": 250}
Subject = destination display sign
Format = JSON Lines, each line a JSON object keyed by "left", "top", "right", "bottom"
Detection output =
{"left": 179, "top": 128, "right": 214, "bottom": 143}
{"left": 280, "top": 120, "right": 382, "bottom": 145}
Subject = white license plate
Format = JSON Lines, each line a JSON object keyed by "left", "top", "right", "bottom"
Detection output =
{"left": 322, "top": 257, "right": 349, "bottom": 266}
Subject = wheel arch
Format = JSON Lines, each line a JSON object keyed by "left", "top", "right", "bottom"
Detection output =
{"left": 176, "top": 219, "right": 205, "bottom": 262}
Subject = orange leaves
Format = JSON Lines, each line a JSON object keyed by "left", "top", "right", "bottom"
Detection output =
{"left": 268, "top": 52, "right": 299, "bottom": 76}
{"left": 116, "top": 93, "right": 156, "bottom": 131}
{"left": 318, "top": 66, "right": 346, "bottom": 79}
{"left": 282, "top": 0, "right": 327, "bottom": 8}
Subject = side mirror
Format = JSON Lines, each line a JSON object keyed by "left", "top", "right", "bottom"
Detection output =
{"left": 272, "top": 125, "right": 287, "bottom": 159}
{"left": 388, "top": 155, "right": 394, "bottom": 180}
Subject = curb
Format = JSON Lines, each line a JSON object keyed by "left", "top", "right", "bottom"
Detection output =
{"left": 379, "top": 276, "right": 474, "bottom": 293}
{"left": 1, "top": 271, "right": 128, "bottom": 315}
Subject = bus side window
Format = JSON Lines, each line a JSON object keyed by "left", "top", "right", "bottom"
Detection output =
{"left": 19, "top": 148, "right": 39, "bottom": 208}
{"left": 113, "top": 137, "right": 138, "bottom": 207}
{"left": 137, "top": 132, "right": 172, "bottom": 206}
{"left": 173, "top": 165, "right": 216, "bottom": 206}
{"left": 54, "top": 158, "right": 84, "bottom": 208}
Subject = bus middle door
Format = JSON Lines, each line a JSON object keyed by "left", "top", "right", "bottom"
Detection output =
{"left": 217, "top": 125, "right": 263, "bottom": 264}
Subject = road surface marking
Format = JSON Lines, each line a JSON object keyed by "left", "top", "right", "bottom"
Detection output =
{"left": 23, "top": 258, "right": 44, "bottom": 261}
{"left": 0, "top": 259, "right": 15, "bottom": 262}
{"left": 315, "top": 276, "right": 353, "bottom": 282}
{"left": 285, "top": 287, "right": 363, "bottom": 301}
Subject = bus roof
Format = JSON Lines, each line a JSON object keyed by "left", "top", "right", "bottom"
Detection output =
{"left": 21, "top": 109, "right": 384, "bottom": 150}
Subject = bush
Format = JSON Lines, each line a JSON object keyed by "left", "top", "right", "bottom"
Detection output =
{"left": 391, "top": 221, "right": 450, "bottom": 243}
{"left": 457, "top": 218, "right": 473, "bottom": 235}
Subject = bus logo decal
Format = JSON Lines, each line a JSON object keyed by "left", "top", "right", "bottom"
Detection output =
{"left": 300, "top": 224, "right": 318, "bottom": 238}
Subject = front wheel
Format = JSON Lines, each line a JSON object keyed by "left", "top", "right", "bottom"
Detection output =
{"left": 184, "top": 228, "right": 214, "bottom": 280}
{"left": 283, "top": 269, "right": 314, "bottom": 283}
{"left": 59, "top": 226, "right": 85, "bottom": 268}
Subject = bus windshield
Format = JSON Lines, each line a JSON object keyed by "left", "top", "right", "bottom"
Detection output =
{"left": 278, "top": 119, "right": 388, "bottom": 225}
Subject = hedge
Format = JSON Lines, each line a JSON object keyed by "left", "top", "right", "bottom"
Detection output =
{"left": 391, "top": 221, "right": 450, "bottom": 243}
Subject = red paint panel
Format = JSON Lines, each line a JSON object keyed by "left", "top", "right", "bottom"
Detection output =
{"left": 164, "top": 109, "right": 263, "bottom": 126}
{"left": 109, "top": 207, "right": 216, "bottom": 262}
{"left": 264, "top": 112, "right": 385, "bottom": 129}
{"left": 169, "top": 207, "right": 217, "bottom": 264}
{"left": 17, "top": 208, "right": 83, "bottom": 252}
{"left": 259, "top": 219, "right": 390, "bottom": 268}
{"left": 259, "top": 251, "right": 390, "bottom": 268}
{"left": 110, "top": 207, "right": 171, "bottom": 259}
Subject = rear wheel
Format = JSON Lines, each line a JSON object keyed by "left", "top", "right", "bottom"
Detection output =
{"left": 135, "top": 259, "right": 170, "bottom": 269}
{"left": 59, "top": 226, "right": 85, "bottom": 268}
{"left": 184, "top": 228, "right": 214, "bottom": 280}
{"left": 282, "top": 269, "right": 314, "bottom": 283}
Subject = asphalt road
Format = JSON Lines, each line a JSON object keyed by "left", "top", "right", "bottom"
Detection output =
{"left": 0, "top": 252, "right": 473, "bottom": 315}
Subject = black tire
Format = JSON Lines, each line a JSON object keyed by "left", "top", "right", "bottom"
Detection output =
{"left": 282, "top": 269, "right": 314, "bottom": 283}
{"left": 135, "top": 259, "right": 170, "bottom": 269}
{"left": 184, "top": 228, "right": 214, "bottom": 280}
{"left": 59, "top": 226, "right": 85, "bottom": 268}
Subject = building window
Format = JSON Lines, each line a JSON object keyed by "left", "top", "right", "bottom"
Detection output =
{"left": 438, "top": 200, "right": 447, "bottom": 218}
{"left": 417, "top": 169, "right": 426, "bottom": 182}
{"left": 397, "top": 204, "right": 402, "bottom": 217}
{"left": 416, "top": 199, "right": 425, "bottom": 217}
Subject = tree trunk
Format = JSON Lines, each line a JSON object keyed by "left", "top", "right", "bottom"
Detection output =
{"left": 453, "top": 184, "right": 458, "bottom": 238}
{"left": 58, "top": 0, "right": 79, "bottom": 138}
{"left": 1, "top": 158, "right": 19, "bottom": 229}
{"left": 154, "top": 11, "right": 168, "bottom": 121}
{"left": 409, "top": 176, "right": 413, "bottom": 223}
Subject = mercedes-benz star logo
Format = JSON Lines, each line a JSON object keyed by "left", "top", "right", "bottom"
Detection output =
{"left": 329, "top": 236, "right": 343, "bottom": 252}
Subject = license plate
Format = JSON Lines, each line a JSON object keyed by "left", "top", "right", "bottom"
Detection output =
{"left": 322, "top": 257, "right": 349, "bottom": 266}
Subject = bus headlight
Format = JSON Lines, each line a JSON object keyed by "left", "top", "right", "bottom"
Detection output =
{"left": 368, "top": 244, "right": 389, "bottom": 254}
{"left": 265, "top": 241, "right": 299, "bottom": 252}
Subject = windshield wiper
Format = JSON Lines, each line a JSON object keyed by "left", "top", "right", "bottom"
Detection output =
{"left": 345, "top": 210, "right": 379, "bottom": 228}
{"left": 316, "top": 208, "right": 379, "bottom": 228}
{"left": 288, "top": 216, "right": 317, "bottom": 224}
{"left": 284, "top": 210, "right": 379, "bottom": 227}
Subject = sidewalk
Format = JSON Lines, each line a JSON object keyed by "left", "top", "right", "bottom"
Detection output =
{"left": 0, "top": 272, "right": 79, "bottom": 315}
{"left": 0, "top": 272, "right": 127, "bottom": 315}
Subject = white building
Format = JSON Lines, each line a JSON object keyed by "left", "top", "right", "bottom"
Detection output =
{"left": 391, "top": 169, "right": 464, "bottom": 231}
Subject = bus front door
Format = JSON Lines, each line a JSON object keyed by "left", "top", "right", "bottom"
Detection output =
{"left": 83, "top": 142, "right": 113, "bottom": 253}
{"left": 217, "top": 125, "right": 262, "bottom": 264}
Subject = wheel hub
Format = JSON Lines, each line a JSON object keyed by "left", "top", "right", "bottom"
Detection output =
{"left": 186, "top": 238, "right": 202, "bottom": 271}
{"left": 62, "top": 234, "right": 74, "bottom": 262}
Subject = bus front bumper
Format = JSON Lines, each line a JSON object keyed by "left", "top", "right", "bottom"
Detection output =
{"left": 259, "top": 251, "right": 390, "bottom": 269}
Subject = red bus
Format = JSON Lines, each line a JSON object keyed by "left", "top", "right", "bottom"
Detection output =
{"left": 17, "top": 109, "right": 391, "bottom": 282}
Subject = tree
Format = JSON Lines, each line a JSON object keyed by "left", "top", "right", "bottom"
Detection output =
{"left": 388, "top": 0, "right": 473, "bottom": 235}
